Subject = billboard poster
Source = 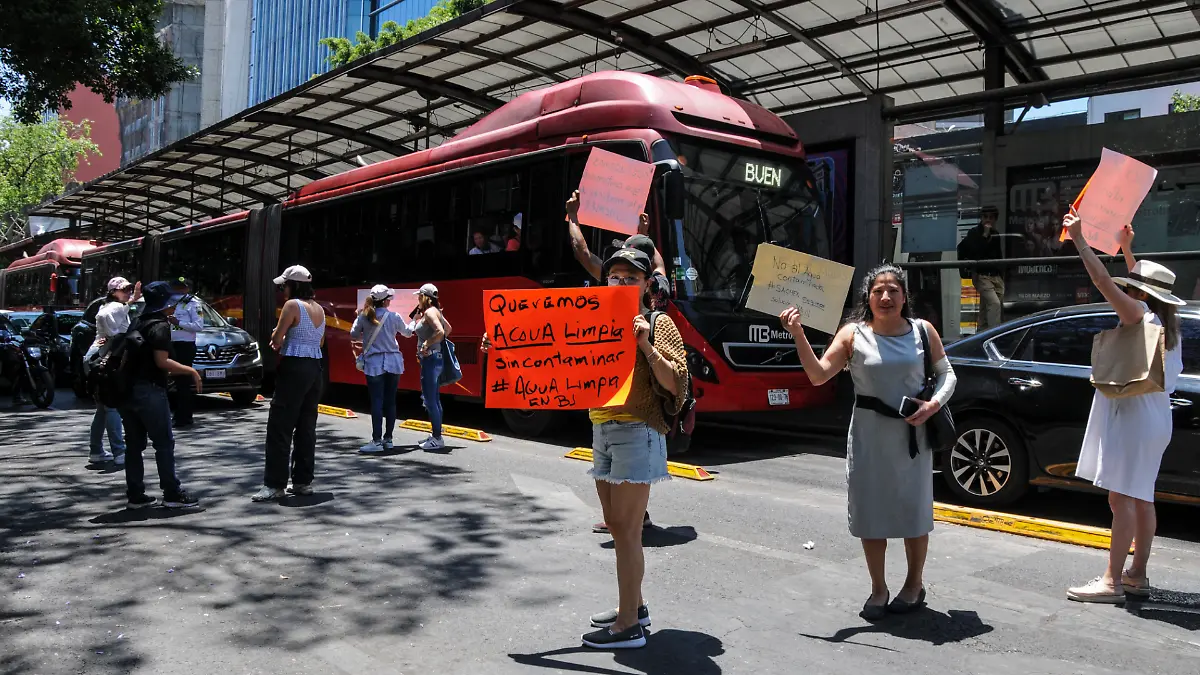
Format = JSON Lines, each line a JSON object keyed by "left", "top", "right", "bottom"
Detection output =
{"left": 1006, "top": 162, "right": 1094, "bottom": 304}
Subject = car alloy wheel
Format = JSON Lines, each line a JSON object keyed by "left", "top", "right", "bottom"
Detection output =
{"left": 950, "top": 428, "right": 1013, "bottom": 498}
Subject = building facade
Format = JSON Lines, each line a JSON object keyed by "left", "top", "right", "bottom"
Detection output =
{"left": 248, "top": 0, "right": 438, "bottom": 106}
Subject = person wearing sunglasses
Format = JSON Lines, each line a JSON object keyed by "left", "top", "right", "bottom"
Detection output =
{"left": 581, "top": 246, "right": 689, "bottom": 650}
{"left": 252, "top": 265, "right": 326, "bottom": 502}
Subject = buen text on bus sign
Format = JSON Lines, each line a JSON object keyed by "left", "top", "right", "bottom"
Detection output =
{"left": 483, "top": 286, "right": 639, "bottom": 410}
{"left": 576, "top": 149, "right": 656, "bottom": 236}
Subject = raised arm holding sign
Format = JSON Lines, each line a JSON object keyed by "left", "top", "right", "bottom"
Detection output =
{"left": 484, "top": 286, "right": 639, "bottom": 410}
{"left": 1060, "top": 148, "right": 1158, "bottom": 256}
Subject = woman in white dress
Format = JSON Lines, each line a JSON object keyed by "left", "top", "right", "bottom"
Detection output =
{"left": 1063, "top": 214, "right": 1185, "bottom": 604}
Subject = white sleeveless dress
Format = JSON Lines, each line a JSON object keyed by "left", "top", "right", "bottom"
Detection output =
{"left": 1075, "top": 302, "right": 1183, "bottom": 502}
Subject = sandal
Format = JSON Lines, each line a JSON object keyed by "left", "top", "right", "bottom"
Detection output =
{"left": 1122, "top": 570, "right": 1151, "bottom": 597}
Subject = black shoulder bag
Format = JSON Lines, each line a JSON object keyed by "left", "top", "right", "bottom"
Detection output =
{"left": 915, "top": 320, "right": 956, "bottom": 454}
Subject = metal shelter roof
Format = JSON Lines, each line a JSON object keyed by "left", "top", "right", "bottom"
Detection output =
{"left": 31, "top": 0, "right": 1200, "bottom": 236}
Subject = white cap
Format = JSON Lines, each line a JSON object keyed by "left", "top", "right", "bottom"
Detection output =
{"left": 107, "top": 276, "right": 133, "bottom": 292}
{"left": 414, "top": 283, "right": 439, "bottom": 299}
{"left": 369, "top": 284, "right": 394, "bottom": 301}
{"left": 512, "top": 213, "right": 523, "bottom": 230}
{"left": 273, "top": 265, "right": 312, "bottom": 285}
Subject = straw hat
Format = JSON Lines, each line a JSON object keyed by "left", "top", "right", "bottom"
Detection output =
{"left": 1113, "top": 260, "right": 1186, "bottom": 306}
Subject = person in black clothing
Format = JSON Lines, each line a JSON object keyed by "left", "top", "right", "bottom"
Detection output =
{"left": 119, "top": 281, "right": 203, "bottom": 509}
{"left": 957, "top": 206, "right": 1005, "bottom": 330}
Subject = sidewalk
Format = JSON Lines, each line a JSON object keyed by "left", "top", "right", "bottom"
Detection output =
{"left": 2, "top": 396, "right": 1198, "bottom": 675}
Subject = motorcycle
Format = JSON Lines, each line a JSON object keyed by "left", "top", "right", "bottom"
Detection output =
{"left": 1, "top": 326, "right": 56, "bottom": 409}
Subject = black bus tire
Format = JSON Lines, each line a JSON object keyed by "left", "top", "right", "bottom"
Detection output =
{"left": 501, "top": 409, "right": 560, "bottom": 437}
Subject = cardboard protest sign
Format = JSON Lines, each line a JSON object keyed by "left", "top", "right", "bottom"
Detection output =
{"left": 576, "top": 148, "right": 656, "bottom": 236}
{"left": 483, "top": 286, "right": 639, "bottom": 410}
{"left": 744, "top": 243, "right": 855, "bottom": 336}
{"left": 1060, "top": 148, "right": 1158, "bottom": 255}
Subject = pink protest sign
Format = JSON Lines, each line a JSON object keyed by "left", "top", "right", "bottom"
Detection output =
{"left": 1061, "top": 148, "right": 1158, "bottom": 255}
{"left": 576, "top": 148, "right": 656, "bottom": 236}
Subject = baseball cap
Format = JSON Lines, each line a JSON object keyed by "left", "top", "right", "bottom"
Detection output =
{"left": 169, "top": 276, "right": 191, "bottom": 290}
{"left": 602, "top": 247, "right": 653, "bottom": 277}
{"left": 369, "top": 284, "right": 394, "bottom": 301}
{"left": 273, "top": 265, "right": 312, "bottom": 285}
{"left": 414, "top": 283, "right": 439, "bottom": 299}
{"left": 623, "top": 234, "right": 656, "bottom": 260}
{"left": 107, "top": 276, "right": 133, "bottom": 292}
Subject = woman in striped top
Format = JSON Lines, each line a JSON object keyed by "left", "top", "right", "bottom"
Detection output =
{"left": 351, "top": 285, "right": 414, "bottom": 453}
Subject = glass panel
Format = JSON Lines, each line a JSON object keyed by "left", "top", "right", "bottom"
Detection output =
{"left": 1022, "top": 315, "right": 1119, "bottom": 366}
{"left": 986, "top": 327, "right": 1028, "bottom": 360}
{"left": 671, "top": 140, "right": 825, "bottom": 309}
{"left": 1181, "top": 316, "right": 1200, "bottom": 376}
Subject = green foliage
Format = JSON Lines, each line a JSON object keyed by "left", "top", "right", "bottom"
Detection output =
{"left": 1170, "top": 90, "right": 1200, "bottom": 114}
{"left": 0, "top": 115, "right": 100, "bottom": 238}
{"left": 0, "top": 0, "right": 196, "bottom": 123}
{"left": 321, "top": 0, "right": 491, "bottom": 70}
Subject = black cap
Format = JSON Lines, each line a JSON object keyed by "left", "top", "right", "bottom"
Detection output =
{"left": 623, "top": 234, "right": 657, "bottom": 260}
{"left": 142, "top": 281, "right": 181, "bottom": 314}
{"left": 169, "top": 276, "right": 191, "bottom": 290}
{"left": 980, "top": 205, "right": 998, "bottom": 217}
{"left": 602, "top": 246, "right": 653, "bottom": 277}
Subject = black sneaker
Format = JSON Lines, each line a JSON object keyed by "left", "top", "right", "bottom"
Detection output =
{"left": 162, "top": 491, "right": 199, "bottom": 508}
{"left": 286, "top": 483, "right": 313, "bottom": 496}
{"left": 582, "top": 623, "right": 646, "bottom": 649}
{"left": 590, "top": 605, "right": 650, "bottom": 628}
{"left": 127, "top": 494, "right": 158, "bottom": 509}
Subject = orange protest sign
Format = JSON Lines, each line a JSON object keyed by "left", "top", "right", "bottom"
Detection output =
{"left": 1059, "top": 148, "right": 1157, "bottom": 255}
{"left": 484, "top": 286, "right": 639, "bottom": 410}
{"left": 576, "top": 148, "right": 656, "bottom": 236}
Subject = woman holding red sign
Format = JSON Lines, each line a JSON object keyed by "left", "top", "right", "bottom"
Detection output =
{"left": 1062, "top": 213, "right": 1185, "bottom": 604}
{"left": 581, "top": 245, "right": 689, "bottom": 650}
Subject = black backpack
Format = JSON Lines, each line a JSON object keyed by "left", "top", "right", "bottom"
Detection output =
{"left": 88, "top": 317, "right": 163, "bottom": 408}
{"left": 647, "top": 311, "right": 697, "bottom": 455}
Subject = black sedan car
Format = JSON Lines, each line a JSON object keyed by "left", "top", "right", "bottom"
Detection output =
{"left": 941, "top": 302, "right": 1200, "bottom": 507}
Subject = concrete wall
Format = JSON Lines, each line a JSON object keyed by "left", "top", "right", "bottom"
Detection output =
{"left": 783, "top": 96, "right": 895, "bottom": 284}
{"left": 1088, "top": 81, "right": 1200, "bottom": 124}
{"left": 58, "top": 88, "right": 121, "bottom": 183}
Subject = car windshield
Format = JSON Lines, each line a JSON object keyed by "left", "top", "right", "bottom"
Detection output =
{"left": 670, "top": 140, "right": 827, "bottom": 309}
{"left": 129, "top": 299, "right": 228, "bottom": 327}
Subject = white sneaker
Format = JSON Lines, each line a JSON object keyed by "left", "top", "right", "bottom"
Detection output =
{"left": 88, "top": 450, "right": 114, "bottom": 463}
{"left": 418, "top": 436, "right": 444, "bottom": 451}
{"left": 359, "top": 440, "right": 385, "bottom": 454}
{"left": 113, "top": 453, "right": 125, "bottom": 467}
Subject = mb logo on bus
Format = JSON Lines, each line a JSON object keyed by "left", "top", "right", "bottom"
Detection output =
{"left": 750, "top": 325, "right": 791, "bottom": 343}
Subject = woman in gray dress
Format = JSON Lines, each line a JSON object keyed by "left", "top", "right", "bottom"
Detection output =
{"left": 781, "top": 264, "right": 956, "bottom": 620}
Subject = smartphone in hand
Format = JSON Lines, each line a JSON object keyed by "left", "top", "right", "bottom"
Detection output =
{"left": 899, "top": 396, "right": 923, "bottom": 418}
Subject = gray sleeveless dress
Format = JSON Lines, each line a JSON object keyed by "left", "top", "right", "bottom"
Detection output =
{"left": 846, "top": 321, "right": 935, "bottom": 540}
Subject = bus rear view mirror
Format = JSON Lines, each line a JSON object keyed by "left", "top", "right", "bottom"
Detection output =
{"left": 663, "top": 170, "right": 685, "bottom": 221}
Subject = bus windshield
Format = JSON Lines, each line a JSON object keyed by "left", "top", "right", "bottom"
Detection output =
{"left": 671, "top": 140, "right": 827, "bottom": 309}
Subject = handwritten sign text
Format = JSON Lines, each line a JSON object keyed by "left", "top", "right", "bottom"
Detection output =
{"left": 484, "top": 287, "right": 638, "bottom": 410}
{"left": 744, "top": 243, "right": 855, "bottom": 336}
{"left": 576, "top": 148, "right": 656, "bottom": 236}
{"left": 1061, "top": 148, "right": 1158, "bottom": 255}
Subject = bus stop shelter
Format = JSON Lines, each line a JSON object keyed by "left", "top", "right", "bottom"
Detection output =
{"left": 29, "top": 0, "right": 1200, "bottom": 271}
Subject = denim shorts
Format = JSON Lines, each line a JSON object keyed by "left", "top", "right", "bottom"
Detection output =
{"left": 590, "top": 421, "right": 669, "bottom": 485}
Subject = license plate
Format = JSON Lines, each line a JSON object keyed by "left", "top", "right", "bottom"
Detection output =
{"left": 768, "top": 389, "right": 789, "bottom": 406}
{"left": 205, "top": 369, "right": 226, "bottom": 379}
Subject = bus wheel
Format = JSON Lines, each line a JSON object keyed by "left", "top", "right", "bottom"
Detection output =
{"left": 501, "top": 409, "right": 559, "bottom": 437}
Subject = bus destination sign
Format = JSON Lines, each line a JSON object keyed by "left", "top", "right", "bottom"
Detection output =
{"left": 740, "top": 160, "right": 788, "bottom": 189}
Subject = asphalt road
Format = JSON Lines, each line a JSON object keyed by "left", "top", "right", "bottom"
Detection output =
{"left": 2, "top": 388, "right": 1199, "bottom": 675}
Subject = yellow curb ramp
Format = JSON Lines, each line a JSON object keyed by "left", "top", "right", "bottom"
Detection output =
{"left": 933, "top": 503, "right": 1127, "bottom": 551}
{"left": 317, "top": 404, "right": 357, "bottom": 419}
{"left": 213, "top": 392, "right": 267, "bottom": 402}
{"left": 565, "top": 447, "right": 714, "bottom": 482}
{"left": 399, "top": 419, "right": 491, "bottom": 442}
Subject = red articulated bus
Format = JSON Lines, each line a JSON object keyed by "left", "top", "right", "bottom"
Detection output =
{"left": 1, "top": 239, "right": 97, "bottom": 309}
{"left": 81, "top": 71, "right": 842, "bottom": 435}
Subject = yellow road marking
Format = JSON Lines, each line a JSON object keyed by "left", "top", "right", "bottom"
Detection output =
{"left": 933, "top": 503, "right": 1130, "bottom": 552}
{"left": 565, "top": 447, "right": 715, "bottom": 482}
{"left": 398, "top": 419, "right": 491, "bottom": 442}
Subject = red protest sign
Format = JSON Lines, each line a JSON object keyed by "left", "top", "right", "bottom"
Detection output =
{"left": 1060, "top": 148, "right": 1158, "bottom": 255}
{"left": 484, "top": 286, "right": 639, "bottom": 410}
{"left": 576, "top": 148, "right": 656, "bottom": 236}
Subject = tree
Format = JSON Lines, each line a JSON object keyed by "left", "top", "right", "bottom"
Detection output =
{"left": 0, "top": 115, "right": 100, "bottom": 242}
{"left": 1170, "top": 90, "right": 1200, "bottom": 114}
{"left": 0, "top": 0, "right": 195, "bottom": 123}
{"left": 320, "top": 0, "right": 490, "bottom": 70}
